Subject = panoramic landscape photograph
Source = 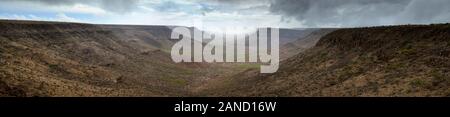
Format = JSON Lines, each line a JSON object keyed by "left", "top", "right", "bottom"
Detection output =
{"left": 0, "top": 0, "right": 450, "bottom": 98}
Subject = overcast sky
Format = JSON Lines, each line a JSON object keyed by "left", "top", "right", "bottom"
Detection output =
{"left": 1, "top": 0, "right": 450, "bottom": 30}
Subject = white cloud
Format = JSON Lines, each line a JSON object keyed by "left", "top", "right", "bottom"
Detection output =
{"left": 0, "top": 13, "right": 82, "bottom": 23}
{"left": 58, "top": 4, "right": 108, "bottom": 15}
{"left": 0, "top": 14, "right": 48, "bottom": 21}
{"left": 56, "top": 13, "right": 80, "bottom": 22}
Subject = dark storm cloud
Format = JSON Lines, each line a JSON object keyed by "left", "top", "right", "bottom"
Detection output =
{"left": 269, "top": 0, "right": 450, "bottom": 27}
{"left": 400, "top": 0, "right": 450, "bottom": 24}
{"left": 269, "top": 0, "right": 410, "bottom": 27}
{"left": 197, "top": 0, "right": 450, "bottom": 27}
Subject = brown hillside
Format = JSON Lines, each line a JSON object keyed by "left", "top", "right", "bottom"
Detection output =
{"left": 0, "top": 20, "right": 202, "bottom": 96}
{"left": 206, "top": 24, "right": 450, "bottom": 96}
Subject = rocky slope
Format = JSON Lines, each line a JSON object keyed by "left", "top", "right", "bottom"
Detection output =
{"left": 205, "top": 24, "right": 450, "bottom": 97}
{"left": 0, "top": 20, "right": 200, "bottom": 96}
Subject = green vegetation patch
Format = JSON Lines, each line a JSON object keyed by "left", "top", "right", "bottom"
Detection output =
{"left": 161, "top": 77, "right": 188, "bottom": 86}
{"left": 410, "top": 79, "right": 427, "bottom": 88}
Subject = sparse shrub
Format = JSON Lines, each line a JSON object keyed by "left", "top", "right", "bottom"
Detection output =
{"left": 336, "top": 65, "right": 363, "bottom": 82}
{"left": 385, "top": 62, "right": 406, "bottom": 71}
{"left": 396, "top": 45, "right": 416, "bottom": 55}
{"left": 237, "top": 64, "right": 260, "bottom": 70}
{"left": 48, "top": 64, "right": 68, "bottom": 74}
{"left": 48, "top": 64, "right": 59, "bottom": 69}
{"left": 430, "top": 70, "right": 449, "bottom": 86}
{"left": 162, "top": 78, "right": 187, "bottom": 86}
{"left": 410, "top": 79, "right": 426, "bottom": 88}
